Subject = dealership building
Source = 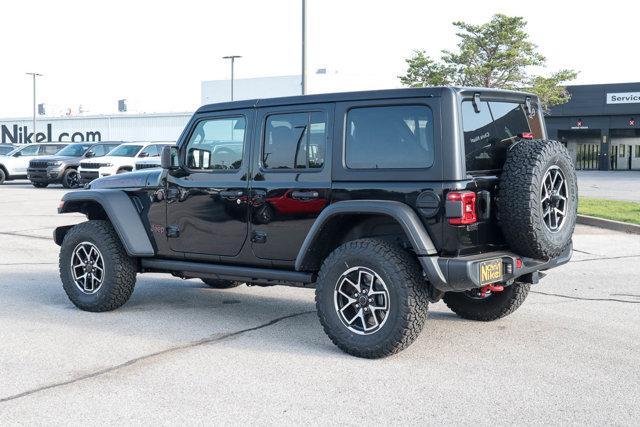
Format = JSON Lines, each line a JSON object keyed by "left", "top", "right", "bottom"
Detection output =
{"left": 546, "top": 82, "right": 640, "bottom": 170}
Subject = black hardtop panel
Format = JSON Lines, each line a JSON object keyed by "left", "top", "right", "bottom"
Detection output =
{"left": 196, "top": 87, "right": 450, "bottom": 114}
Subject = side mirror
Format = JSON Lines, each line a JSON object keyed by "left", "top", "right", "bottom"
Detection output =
{"left": 85, "top": 151, "right": 95, "bottom": 158}
{"left": 139, "top": 152, "right": 149, "bottom": 158}
{"left": 13, "top": 151, "right": 21, "bottom": 157}
{"left": 161, "top": 145, "right": 179, "bottom": 170}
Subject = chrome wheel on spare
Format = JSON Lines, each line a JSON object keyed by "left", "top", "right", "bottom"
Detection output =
{"left": 540, "top": 166, "right": 568, "bottom": 232}
{"left": 315, "top": 239, "right": 429, "bottom": 359}
{"left": 334, "top": 266, "right": 390, "bottom": 335}
{"left": 71, "top": 242, "right": 105, "bottom": 294}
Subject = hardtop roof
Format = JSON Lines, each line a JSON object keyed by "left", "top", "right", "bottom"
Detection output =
{"left": 196, "top": 86, "right": 536, "bottom": 114}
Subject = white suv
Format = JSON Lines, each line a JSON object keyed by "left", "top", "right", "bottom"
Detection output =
{"left": 78, "top": 142, "right": 170, "bottom": 185}
{"left": 0, "top": 143, "right": 68, "bottom": 184}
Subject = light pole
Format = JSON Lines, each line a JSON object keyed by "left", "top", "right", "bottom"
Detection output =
{"left": 25, "top": 72, "right": 43, "bottom": 143}
{"left": 222, "top": 55, "right": 242, "bottom": 101}
{"left": 301, "top": 0, "right": 307, "bottom": 95}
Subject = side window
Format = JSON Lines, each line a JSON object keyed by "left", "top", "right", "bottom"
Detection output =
{"left": 139, "top": 145, "right": 159, "bottom": 157}
{"left": 263, "top": 111, "right": 326, "bottom": 170}
{"left": 345, "top": 105, "right": 434, "bottom": 169}
{"left": 185, "top": 116, "right": 245, "bottom": 171}
{"left": 41, "top": 145, "right": 63, "bottom": 155}
{"left": 90, "top": 145, "right": 105, "bottom": 157}
{"left": 19, "top": 145, "right": 40, "bottom": 156}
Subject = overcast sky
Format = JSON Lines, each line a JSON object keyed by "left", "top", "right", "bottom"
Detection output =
{"left": 1, "top": 0, "right": 638, "bottom": 117}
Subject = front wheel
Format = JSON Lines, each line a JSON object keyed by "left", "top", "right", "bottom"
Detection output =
{"left": 443, "top": 282, "right": 530, "bottom": 321}
{"left": 59, "top": 220, "right": 137, "bottom": 312}
{"left": 315, "top": 239, "right": 429, "bottom": 358}
{"left": 62, "top": 168, "right": 80, "bottom": 188}
{"left": 0, "top": 169, "right": 5, "bottom": 184}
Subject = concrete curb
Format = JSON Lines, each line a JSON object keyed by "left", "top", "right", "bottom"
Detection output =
{"left": 577, "top": 214, "right": 640, "bottom": 235}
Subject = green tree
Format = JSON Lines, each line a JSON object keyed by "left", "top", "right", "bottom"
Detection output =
{"left": 399, "top": 14, "right": 577, "bottom": 112}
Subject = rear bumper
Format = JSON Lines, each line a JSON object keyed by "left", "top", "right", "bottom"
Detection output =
{"left": 420, "top": 243, "right": 573, "bottom": 292}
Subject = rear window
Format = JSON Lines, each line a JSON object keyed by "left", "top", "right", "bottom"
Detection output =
{"left": 345, "top": 105, "right": 434, "bottom": 169}
{"left": 462, "top": 100, "right": 542, "bottom": 172}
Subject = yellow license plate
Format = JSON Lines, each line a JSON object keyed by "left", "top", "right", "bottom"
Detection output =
{"left": 479, "top": 259, "right": 503, "bottom": 285}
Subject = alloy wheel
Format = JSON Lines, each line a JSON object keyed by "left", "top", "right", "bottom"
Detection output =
{"left": 70, "top": 241, "right": 105, "bottom": 294}
{"left": 334, "top": 266, "right": 390, "bottom": 335}
{"left": 540, "top": 166, "right": 568, "bottom": 232}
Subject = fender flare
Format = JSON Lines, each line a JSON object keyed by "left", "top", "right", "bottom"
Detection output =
{"left": 57, "top": 190, "right": 155, "bottom": 257}
{"left": 295, "top": 200, "right": 438, "bottom": 271}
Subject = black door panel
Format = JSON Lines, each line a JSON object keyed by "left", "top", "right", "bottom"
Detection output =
{"left": 166, "top": 110, "right": 253, "bottom": 259}
{"left": 249, "top": 104, "right": 333, "bottom": 261}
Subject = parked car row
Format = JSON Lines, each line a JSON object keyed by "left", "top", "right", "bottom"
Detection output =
{"left": 0, "top": 141, "right": 169, "bottom": 187}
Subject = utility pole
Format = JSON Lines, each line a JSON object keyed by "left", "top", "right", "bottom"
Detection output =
{"left": 25, "top": 72, "right": 43, "bottom": 143}
{"left": 222, "top": 55, "right": 242, "bottom": 101}
{"left": 301, "top": 0, "right": 307, "bottom": 95}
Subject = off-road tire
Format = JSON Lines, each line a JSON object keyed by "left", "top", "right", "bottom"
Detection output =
{"left": 315, "top": 239, "right": 429, "bottom": 358}
{"left": 0, "top": 168, "right": 5, "bottom": 184}
{"left": 62, "top": 168, "right": 80, "bottom": 189}
{"left": 443, "top": 282, "right": 530, "bottom": 321}
{"left": 201, "top": 278, "right": 241, "bottom": 289}
{"left": 32, "top": 182, "right": 48, "bottom": 188}
{"left": 498, "top": 139, "right": 577, "bottom": 259}
{"left": 59, "top": 220, "right": 137, "bottom": 312}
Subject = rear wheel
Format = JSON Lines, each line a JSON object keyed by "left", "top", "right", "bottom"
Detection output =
{"left": 443, "top": 282, "right": 530, "bottom": 321}
{"left": 62, "top": 168, "right": 80, "bottom": 188}
{"left": 0, "top": 169, "right": 6, "bottom": 184}
{"left": 201, "top": 278, "right": 241, "bottom": 289}
{"left": 315, "top": 239, "right": 429, "bottom": 358}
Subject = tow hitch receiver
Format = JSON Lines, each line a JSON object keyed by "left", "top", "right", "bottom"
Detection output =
{"left": 480, "top": 284, "right": 504, "bottom": 297}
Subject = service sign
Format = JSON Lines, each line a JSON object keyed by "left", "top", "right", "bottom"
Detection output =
{"left": 606, "top": 92, "right": 640, "bottom": 104}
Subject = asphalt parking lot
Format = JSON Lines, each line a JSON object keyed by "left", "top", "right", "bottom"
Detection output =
{"left": 0, "top": 181, "right": 639, "bottom": 425}
{"left": 577, "top": 170, "right": 640, "bottom": 202}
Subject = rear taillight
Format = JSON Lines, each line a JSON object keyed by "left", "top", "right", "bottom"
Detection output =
{"left": 519, "top": 132, "right": 534, "bottom": 140}
{"left": 446, "top": 191, "right": 477, "bottom": 225}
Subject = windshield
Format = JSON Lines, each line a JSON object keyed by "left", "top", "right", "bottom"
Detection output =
{"left": 56, "top": 144, "right": 92, "bottom": 157}
{"left": 461, "top": 100, "right": 543, "bottom": 173}
{"left": 108, "top": 145, "right": 142, "bottom": 157}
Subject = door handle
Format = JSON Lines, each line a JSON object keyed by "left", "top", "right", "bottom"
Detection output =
{"left": 220, "top": 190, "right": 243, "bottom": 197}
{"left": 291, "top": 190, "right": 319, "bottom": 200}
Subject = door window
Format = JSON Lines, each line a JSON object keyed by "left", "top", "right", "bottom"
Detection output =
{"left": 139, "top": 145, "right": 160, "bottom": 157}
{"left": 185, "top": 117, "right": 245, "bottom": 171}
{"left": 17, "top": 145, "right": 40, "bottom": 156}
{"left": 263, "top": 112, "right": 326, "bottom": 170}
{"left": 41, "top": 144, "right": 65, "bottom": 155}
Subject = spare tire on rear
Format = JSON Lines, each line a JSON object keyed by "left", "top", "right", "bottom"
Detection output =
{"left": 498, "top": 139, "right": 577, "bottom": 259}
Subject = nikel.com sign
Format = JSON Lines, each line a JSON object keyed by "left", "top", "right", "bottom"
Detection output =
{"left": 1, "top": 123, "right": 102, "bottom": 144}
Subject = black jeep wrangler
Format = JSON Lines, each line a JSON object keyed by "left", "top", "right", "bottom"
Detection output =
{"left": 55, "top": 88, "right": 576, "bottom": 358}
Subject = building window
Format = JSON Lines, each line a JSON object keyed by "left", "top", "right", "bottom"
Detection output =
{"left": 635, "top": 145, "right": 640, "bottom": 158}
{"left": 345, "top": 105, "right": 434, "bottom": 169}
{"left": 619, "top": 145, "right": 625, "bottom": 157}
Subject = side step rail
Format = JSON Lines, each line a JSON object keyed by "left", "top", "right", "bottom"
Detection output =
{"left": 140, "top": 258, "right": 316, "bottom": 287}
